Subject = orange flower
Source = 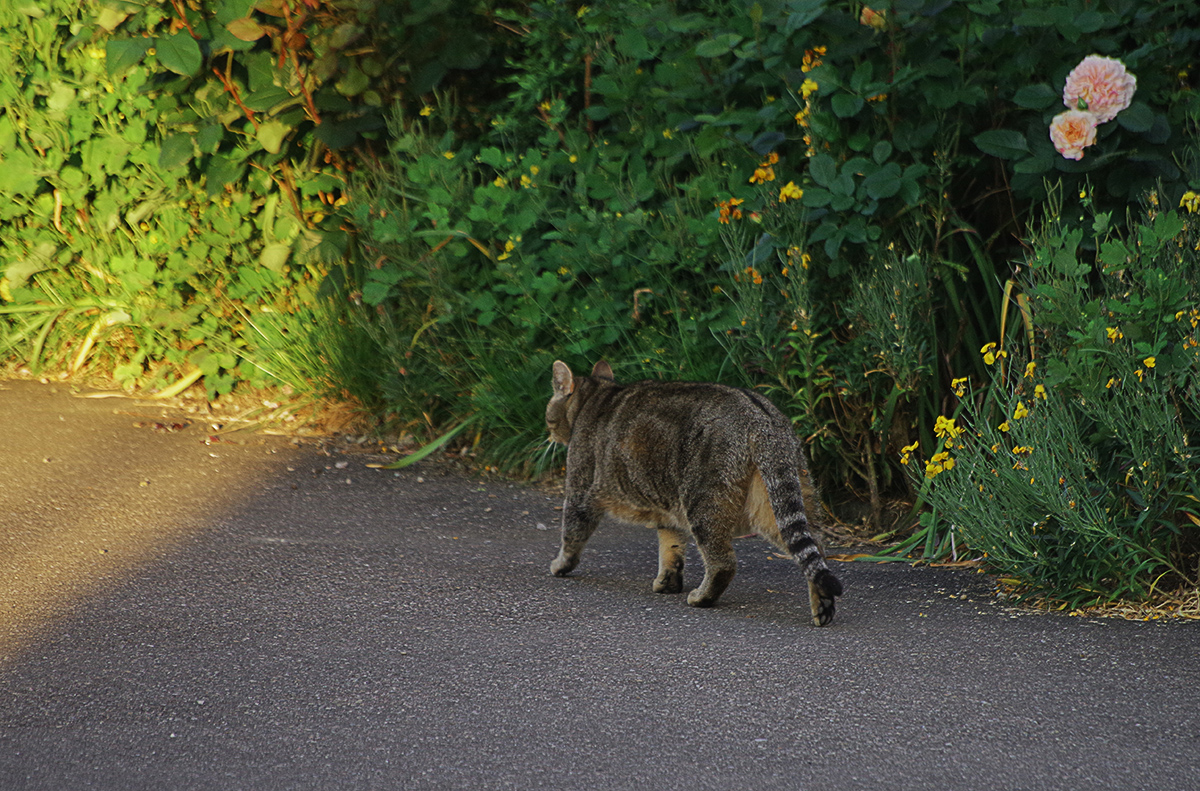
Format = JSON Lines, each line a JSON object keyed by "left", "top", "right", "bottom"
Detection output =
{"left": 1063, "top": 55, "right": 1136, "bottom": 123}
{"left": 860, "top": 7, "right": 886, "bottom": 30}
{"left": 1049, "top": 110, "right": 1098, "bottom": 161}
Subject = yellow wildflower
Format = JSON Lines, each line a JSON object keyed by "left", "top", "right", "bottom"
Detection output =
{"left": 1013, "top": 401, "right": 1029, "bottom": 420}
{"left": 900, "top": 441, "right": 920, "bottom": 465}
{"left": 860, "top": 7, "right": 887, "bottom": 30}
{"left": 998, "top": 421, "right": 1010, "bottom": 432}
{"left": 1106, "top": 326, "right": 1123, "bottom": 343}
{"left": 981, "top": 342, "right": 1007, "bottom": 365}
{"left": 800, "top": 79, "right": 819, "bottom": 100}
{"left": 1180, "top": 190, "right": 1200, "bottom": 214}
{"left": 1034, "top": 384, "right": 1047, "bottom": 400}
{"left": 749, "top": 166, "right": 776, "bottom": 184}
{"left": 443, "top": 151, "right": 455, "bottom": 160}
{"left": 778, "top": 181, "right": 804, "bottom": 203}
{"left": 419, "top": 105, "right": 433, "bottom": 117}
{"left": 1024, "top": 361, "right": 1036, "bottom": 379}
{"left": 1143, "top": 356, "right": 1156, "bottom": 368}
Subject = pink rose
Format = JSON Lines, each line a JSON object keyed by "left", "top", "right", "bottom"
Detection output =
{"left": 1049, "top": 110, "right": 1098, "bottom": 160}
{"left": 1063, "top": 55, "right": 1136, "bottom": 123}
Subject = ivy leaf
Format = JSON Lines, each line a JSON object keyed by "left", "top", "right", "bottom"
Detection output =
{"left": 973, "top": 129, "right": 1030, "bottom": 159}
{"left": 156, "top": 32, "right": 203, "bottom": 77}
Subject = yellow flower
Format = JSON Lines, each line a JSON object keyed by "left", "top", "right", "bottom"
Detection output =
{"left": 1013, "top": 401, "right": 1029, "bottom": 420}
{"left": 569, "top": 154, "right": 578, "bottom": 163}
{"left": 1143, "top": 356, "right": 1156, "bottom": 368}
{"left": 1024, "top": 361, "right": 1036, "bottom": 379}
{"left": 576, "top": 5, "right": 590, "bottom": 17}
{"left": 1180, "top": 190, "right": 1200, "bottom": 214}
{"left": 663, "top": 129, "right": 673, "bottom": 139}
{"left": 860, "top": 6, "right": 887, "bottom": 30}
{"left": 801, "top": 46, "right": 826, "bottom": 73}
{"left": 493, "top": 176, "right": 508, "bottom": 188}
{"left": 934, "top": 415, "right": 964, "bottom": 440}
{"left": 1106, "top": 326, "right": 1123, "bottom": 343}
{"left": 749, "top": 166, "right": 776, "bottom": 184}
{"left": 925, "top": 451, "right": 954, "bottom": 478}
{"left": 419, "top": 105, "right": 433, "bottom": 117}
{"left": 1034, "top": 384, "right": 1047, "bottom": 400}
{"left": 530, "top": 165, "right": 540, "bottom": 175}
{"left": 951, "top": 377, "right": 968, "bottom": 397}
{"left": 778, "top": 181, "right": 803, "bottom": 203}
{"left": 800, "top": 79, "right": 819, "bottom": 100}
{"left": 1106, "top": 377, "right": 1118, "bottom": 389}
{"left": 1135, "top": 368, "right": 1144, "bottom": 382}
{"left": 998, "top": 421, "right": 1010, "bottom": 432}
{"left": 520, "top": 174, "right": 533, "bottom": 188}
{"left": 899, "top": 441, "right": 920, "bottom": 465}
{"left": 443, "top": 151, "right": 455, "bottom": 159}
{"left": 980, "top": 342, "right": 1006, "bottom": 365}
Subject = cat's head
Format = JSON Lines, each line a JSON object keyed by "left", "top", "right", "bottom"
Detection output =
{"left": 546, "top": 360, "right": 614, "bottom": 444}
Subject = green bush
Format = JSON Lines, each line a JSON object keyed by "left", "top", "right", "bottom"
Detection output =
{"left": 904, "top": 195, "right": 1200, "bottom": 605}
{"left": 347, "top": 0, "right": 1198, "bottom": 498}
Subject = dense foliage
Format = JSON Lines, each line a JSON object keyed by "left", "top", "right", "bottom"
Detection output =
{"left": 2, "top": 0, "right": 1198, "bottom": 604}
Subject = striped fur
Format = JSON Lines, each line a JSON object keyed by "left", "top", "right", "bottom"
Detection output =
{"left": 546, "top": 360, "right": 843, "bottom": 626}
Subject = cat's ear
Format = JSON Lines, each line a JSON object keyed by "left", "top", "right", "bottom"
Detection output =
{"left": 591, "top": 360, "right": 615, "bottom": 381}
{"left": 552, "top": 360, "right": 575, "bottom": 396}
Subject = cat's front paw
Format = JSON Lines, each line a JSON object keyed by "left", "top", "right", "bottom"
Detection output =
{"left": 550, "top": 553, "right": 578, "bottom": 577}
{"left": 686, "top": 588, "right": 719, "bottom": 607}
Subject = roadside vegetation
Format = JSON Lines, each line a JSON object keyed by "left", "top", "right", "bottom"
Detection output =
{"left": 2, "top": 0, "right": 1197, "bottom": 609}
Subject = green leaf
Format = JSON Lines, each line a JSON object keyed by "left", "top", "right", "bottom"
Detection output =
{"left": 0, "top": 149, "right": 41, "bottom": 196}
{"left": 1013, "top": 83, "right": 1059, "bottom": 110}
{"left": 973, "top": 129, "right": 1030, "bottom": 159}
{"left": 808, "top": 154, "right": 836, "bottom": 187}
{"left": 256, "top": 120, "right": 290, "bottom": 154}
{"left": 156, "top": 32, "right": 203, "bottom": 77}
{"left": 158, "top": 134, "right": 194, "bottom": 170}
{"left": 204, "top": 155, "right": 245, "bottom": 196}
{"left": 863, "top": 162, "right": 902, "bottom": 199}
{"left": 106, "top": 38, "right": 151, "bottom": 76}
{"left": 258, "top": 242, "right": 291, "bottom": 274}
{"left": 226, "top": 17, "right": 266, "bottom": 41}
{"left": 831, "top": 93, "right": 864, "bottom": 118}
{"left": 872, "top": 141, "right": 892, "bottom": 165}
{"left": 695, "top": 33, "right": 743, "bottom": 58}
{"left": 1116, "top": 102, "right": 1153, "bottom": 133}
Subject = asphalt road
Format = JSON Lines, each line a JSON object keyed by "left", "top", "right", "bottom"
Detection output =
{"left": 1, "top": 379, "right": 1197, "bottom": 790}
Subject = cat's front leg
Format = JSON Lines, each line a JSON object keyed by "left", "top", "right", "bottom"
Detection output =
{"left": 551, "top": 499, "right": 601, "bottom": 577}
{"left": 652, "top": 525, "right": 687, "bottom": 593}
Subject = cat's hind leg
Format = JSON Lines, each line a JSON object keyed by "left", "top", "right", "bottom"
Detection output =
{"left": 653, "top": 525, "right": 687, "bottom": 594}
{"left": 551, "top": 499, "right": 601, "bottom": 577}
{"left": 684, "top": 502, "right": 741, "bottom": 607}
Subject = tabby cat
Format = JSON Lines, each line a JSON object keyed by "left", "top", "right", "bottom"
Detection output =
{"left": 545, "top": 360, "right": 843, "bottom": 626}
